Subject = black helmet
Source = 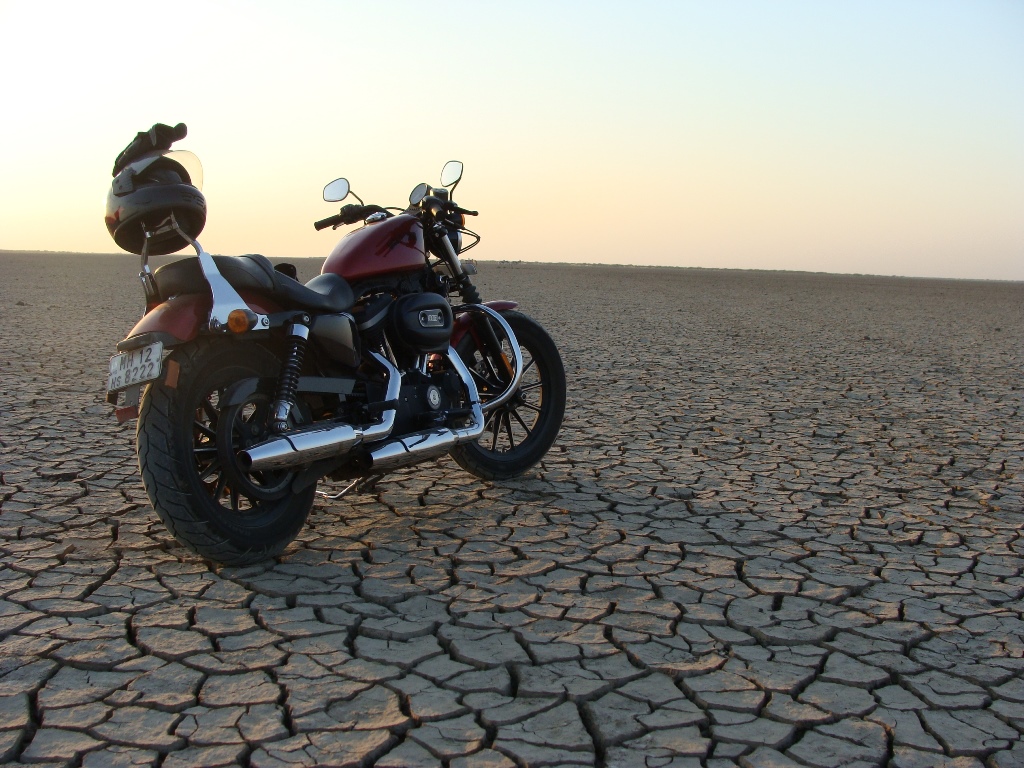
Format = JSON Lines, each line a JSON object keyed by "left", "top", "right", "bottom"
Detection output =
{"left": 105, "top": 149, "right": 207, "bottom": 255}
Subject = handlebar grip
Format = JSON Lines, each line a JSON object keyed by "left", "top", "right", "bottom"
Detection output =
{"left": 316, "top": 205, "right": 391, "bottom": 231}
{"left": 314, "top": 214, "right": 343, "bottom": 231}
{"left": 422, "top": 196, "right": 445, "bottom": 217}
{"left": 340, "top": 204, "right": 367, "bottom": 225}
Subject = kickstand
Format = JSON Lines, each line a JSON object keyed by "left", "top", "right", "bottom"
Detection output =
{"left": 316, "top": 473, "right": 387, "bottom": 500}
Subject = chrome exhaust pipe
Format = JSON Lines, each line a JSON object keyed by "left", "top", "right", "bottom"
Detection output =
{"left": 366, "top": 349, "right": 486, "bottom": 473}
{"left": 240, "top": 336, "right": 498, "bottom": 474}
{"left": 240, "top": 422, "right": 362, "bottom": 471}
{"left": 239, "top": 352, "right": 400, "bottom": 472}
{"left": 366, "top": 403, "right": 485, "bottom": 473}
{"left": 368, "top": 428, "right": 457, "bottom": 473}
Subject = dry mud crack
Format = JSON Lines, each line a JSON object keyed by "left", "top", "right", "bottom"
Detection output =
{"left": 1, "top": 253, "right": 1022, "bottom": 767}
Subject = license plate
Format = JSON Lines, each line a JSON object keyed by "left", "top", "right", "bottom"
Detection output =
{"left": 107, "top": 342, "right": 163, "bottom": 392}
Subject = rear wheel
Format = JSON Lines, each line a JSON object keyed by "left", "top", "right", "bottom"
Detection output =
{"left": 138, "top": 339, "right": 315, "bottom": 565}
{"left": 450, "top": 311, "right": 565, "bottom": 480}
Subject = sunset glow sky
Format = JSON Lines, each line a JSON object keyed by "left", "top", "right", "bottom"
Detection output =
{"left": 1, "top": 0, "right": 1021, "bottom": 280}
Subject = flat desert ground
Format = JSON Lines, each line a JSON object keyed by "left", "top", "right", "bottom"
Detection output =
{"left": 1, "top": 251, "right": 1022, "bottom": 767}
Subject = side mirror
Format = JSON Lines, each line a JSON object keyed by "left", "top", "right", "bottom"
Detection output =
{"left": 323, "top": 178, "right": 350, "bottom": 202}
{"left": 409, "top": 182, "right": 429, "bottom": 206}
{"left": 440, "top": 160, "right": 463, "bottom": 188}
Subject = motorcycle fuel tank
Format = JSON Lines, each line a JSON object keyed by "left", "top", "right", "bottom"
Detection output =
{"left": 321, "top": 214, "right": 426, "bottom": 283}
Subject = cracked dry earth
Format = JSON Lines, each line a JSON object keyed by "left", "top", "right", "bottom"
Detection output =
{"left": 1, "top": 252, "right": 1022, "bottom": 768}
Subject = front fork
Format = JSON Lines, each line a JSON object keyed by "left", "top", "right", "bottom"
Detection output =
{"left": 478, "top": 315, "right": 516, "bottom": 380}
{"left": 452, "top": 305, "right": 524, "bottom": 415}
{"left": 434, "top": 227, "right": 515, "bottom": 381}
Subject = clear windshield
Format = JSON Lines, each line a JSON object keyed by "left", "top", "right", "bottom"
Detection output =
{"left": 121, "top": 150, "right": 204, "bottom": 190}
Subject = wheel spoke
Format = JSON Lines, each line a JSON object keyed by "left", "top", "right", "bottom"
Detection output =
{"left": 489, "top": 412, "right": 501, "bottom": 452}
{"left": 476, "top": 352, "right": 500, "bottom": 384}
{"left": 510, "top": 407, "right": 533, "bottom": 437}
{"left": 230, "top": 486, "right": 241, "bottom": 512}
{"left": 469, "top": 366, "right": 502, "bottom": 394}
{"left": 193, "top": 421, "right": 217, "bottom": 440}
{"left": 453, "top": 314, "right": 563, "bottom": 472}
{"left": 198, "top": 459, "right": 221, "bottom": 481}
{"left": 503, "top": 412, "right": 516, "bottom": 448}
{"left": 213, "top": 473, "right": 228, "bottom": 499}
{"left": 201, "top": 399, "right": 220, "bottom": 426}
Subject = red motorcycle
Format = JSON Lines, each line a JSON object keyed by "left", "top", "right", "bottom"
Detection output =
{"left": 105, "top": 123, "right": 565, "bottom": 565}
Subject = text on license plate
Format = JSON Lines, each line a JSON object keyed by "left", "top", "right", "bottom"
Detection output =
{"left": 107, "top": 342, "right": 163, "bottom": 392}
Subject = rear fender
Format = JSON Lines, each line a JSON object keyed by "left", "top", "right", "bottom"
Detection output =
{"left": 451, "top": 300, "right": 518, "bottom": 346}
{"left": 119, "top": 292, "right": 283, "bottom": 350}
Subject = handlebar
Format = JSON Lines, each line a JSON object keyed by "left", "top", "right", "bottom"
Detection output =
{"left": 423, "top": 196, "right": 478, "bottom": 218}
{"left": 314, "top": 191, "right": 476, "bottom": 233}
{"left": 313, "top": 214, "right": 343, "bottom": 231}
{"left": 313, "top": 204, "right": 389, "bottom": 231}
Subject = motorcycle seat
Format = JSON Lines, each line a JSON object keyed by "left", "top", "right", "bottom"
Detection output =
{"left": 153, "top": 254, "right": 355, "bottom": 314}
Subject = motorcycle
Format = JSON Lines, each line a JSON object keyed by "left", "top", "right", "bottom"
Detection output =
{"left": 104, "top": 123, "right": 565, "bottom": 565}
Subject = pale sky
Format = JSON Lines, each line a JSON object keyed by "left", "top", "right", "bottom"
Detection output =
{"left": 1, "top": 0, "right": 1021, "bottom": 280}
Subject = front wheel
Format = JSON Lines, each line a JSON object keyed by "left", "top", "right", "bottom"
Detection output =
{"left": 137, "top": 339, "right": 315, "bottom": 565}
{"left": 450, "top": 310, "right": 566, "bottom": 480}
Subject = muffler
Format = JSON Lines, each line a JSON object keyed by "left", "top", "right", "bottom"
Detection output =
{"left": 367, "top": 404, "right": 485, "bottom": 472}
{"left": 239, "top": 352, "right": 399, "bottom": 472}
{"left": 239, "top": 422, "right": 362, "bottom": 471}
{"left": 365, "top": 352, "right": 486, "bottom": 473}
{"left": 239, "top": 340, "right": 493, "bottom": 474}
{"left": 367, "top": 428, "right": 457, "bottom": 473}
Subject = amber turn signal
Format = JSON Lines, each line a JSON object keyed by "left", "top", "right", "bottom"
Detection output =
{"left": 227, "top": 308, "right": 257, "bottom": 333}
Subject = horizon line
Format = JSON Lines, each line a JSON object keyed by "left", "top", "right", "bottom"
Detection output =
{"left": 1, "top": 249, "right": 1021, "bottom": 286}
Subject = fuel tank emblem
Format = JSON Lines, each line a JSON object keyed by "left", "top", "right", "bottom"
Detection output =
{"left": 419, "top": 309, "right": 444, "bottom": 328}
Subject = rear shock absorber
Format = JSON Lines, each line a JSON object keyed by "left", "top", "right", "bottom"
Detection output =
{"left": 271, "top": 315, "right": 310, "bottom": 433}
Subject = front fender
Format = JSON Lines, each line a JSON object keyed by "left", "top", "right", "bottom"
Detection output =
{"left": 118, "top": 292, "right": 283, "bottom": 351}
{"left": 451, "top": 300, "right": 518, "bottom": 346}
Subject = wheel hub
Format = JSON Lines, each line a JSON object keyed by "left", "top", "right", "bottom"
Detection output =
{"left": 216, "top": 395, "right": 296, "bottom": 502}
